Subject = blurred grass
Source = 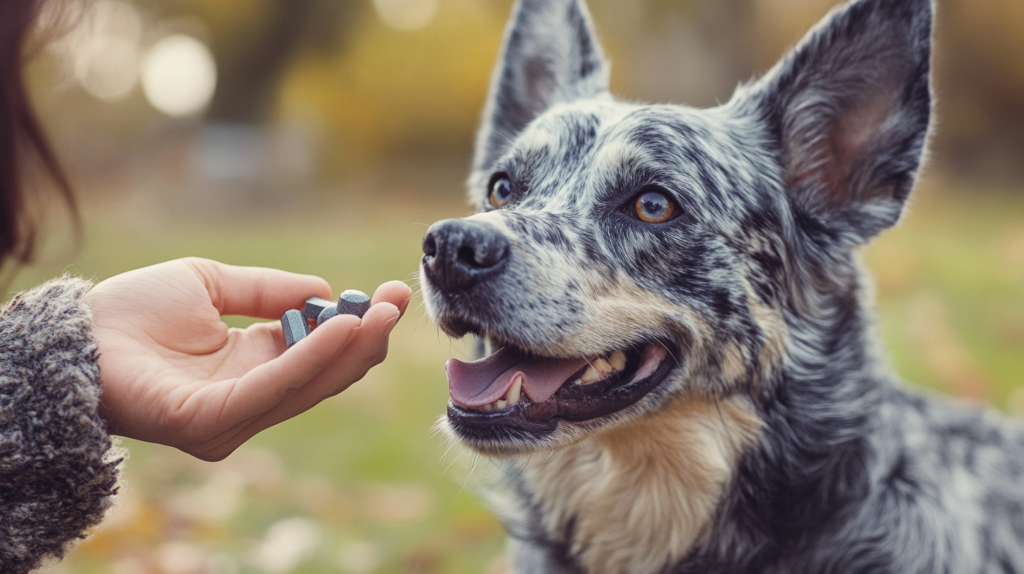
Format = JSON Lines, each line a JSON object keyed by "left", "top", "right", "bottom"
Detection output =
{"left": 865, "top": 179, "right": 1024, "bottom": 408}
{"left": 9, "top": 175, "right": 1024, "bottom": 574}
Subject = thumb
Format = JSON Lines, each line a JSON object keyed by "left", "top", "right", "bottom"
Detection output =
{"left": 185, "top": 258, "right": 332, "bottom": 319}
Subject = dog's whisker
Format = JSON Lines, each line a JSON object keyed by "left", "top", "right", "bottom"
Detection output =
{"left": 483, "top": 457, "right": 507, "bottom": 482}
{"left": 443, "top": 448, "right": 466, "bottom": 477}
{"left": 459, "top": 453, "right": 483, "bottom": 494}
{"left": 407, "top": 311, "right": 432, "bottom": 340}
{"left": 654, "top": 339, "right": 681, "bottom": 366}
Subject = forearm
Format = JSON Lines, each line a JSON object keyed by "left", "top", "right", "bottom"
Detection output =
{"left": 0, "top": 276, "right": 121, "bottom": 573}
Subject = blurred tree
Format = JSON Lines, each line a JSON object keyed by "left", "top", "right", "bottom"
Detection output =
{"left": 591, "top": 0, "right": 756, "bottom": 106}
{"left": 649, "top": 0, "right": 756, "bottom": 83}
{"left": 276, "top": 2, "right": 507, "bottom": 175}
{"left": 164, "top": 0, "right": 364, "bottom": 124}
{"left": 140, "top": 0, "right": 1023, "bottom": 182}
{"left": 937, "top": 0, "right": 1024, "bottom": 181}
{"left": 209, "top": 0, "right": 363, "bottom": 124}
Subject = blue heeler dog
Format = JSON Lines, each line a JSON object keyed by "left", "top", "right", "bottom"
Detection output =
{"left": 419, "top": 0, "right": 1024, "bottom": 571}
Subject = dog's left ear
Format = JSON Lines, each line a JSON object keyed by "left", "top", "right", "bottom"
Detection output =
{"left": 473, "top": 0, "right": 609, "bottom": 172}
{"left": 740, "top": 0, "right": 933, "bottom": 243}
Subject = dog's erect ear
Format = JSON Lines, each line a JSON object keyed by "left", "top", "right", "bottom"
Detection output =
{"left": 473, "top": 0, "right": 609, "bottom": 171}
{"left": 741, "top": 0, "right": 933, "bottom": 243}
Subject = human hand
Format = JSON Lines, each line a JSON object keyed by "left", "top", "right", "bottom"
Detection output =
{"left": 84, "top": 257, "right": 412, "bottom": 461}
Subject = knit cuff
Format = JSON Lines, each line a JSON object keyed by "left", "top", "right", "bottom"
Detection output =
{"left": 0, "top": 276, "right": 121, "bottom": 574}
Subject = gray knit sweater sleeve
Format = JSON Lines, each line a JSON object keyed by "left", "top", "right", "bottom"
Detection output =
{"left": 0, "top": 277, "right": 121, "bottom": 573}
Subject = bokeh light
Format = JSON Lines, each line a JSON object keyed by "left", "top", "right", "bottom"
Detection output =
{"left": 74, "top": 36, "right": 140, "bottom": 101}
{"left": 140, "top": 34, "right": 217, "bottom": 116}
{"left": 66, "top": 0, "right": 143, "bottom": 101}
{"left": 372, "top": 0, "right": 439, "bottom": 31}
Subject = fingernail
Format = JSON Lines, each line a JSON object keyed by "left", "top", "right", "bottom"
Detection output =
{"left": 383, "top": 314, "right": 400, "bottom": 337}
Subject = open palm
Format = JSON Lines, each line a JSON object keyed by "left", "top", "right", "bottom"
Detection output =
{"left": 85, "top": 258, "right": 411, "bottom": 461}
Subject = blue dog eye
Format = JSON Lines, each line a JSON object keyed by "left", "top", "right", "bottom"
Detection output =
{"left": 634, "top": 189, "right": 676, "bottom": 223}
{"left": 489, "top": 175, "right": 512, "bottom": 207}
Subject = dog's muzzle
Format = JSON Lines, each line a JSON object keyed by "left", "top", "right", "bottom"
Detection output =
{"left": 422, "top": 219, "right": 509, "bottom": 293}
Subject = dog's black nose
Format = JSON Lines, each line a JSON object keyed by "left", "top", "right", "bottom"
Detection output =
{"left": 422, "top": 219, "right": 509, "bottom": 292}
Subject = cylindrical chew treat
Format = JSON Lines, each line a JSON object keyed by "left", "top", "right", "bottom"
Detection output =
{"left": 337, "top": 289, "right": 371, "bottom": 318}
{"left": 304, "top": 296, "right": 335, "bottom": 321}
{"left": 317, "top": 305, "right": 339, "bottom": 326}
{"left": 281, "top": 309, "right": 311, "bottom": 347}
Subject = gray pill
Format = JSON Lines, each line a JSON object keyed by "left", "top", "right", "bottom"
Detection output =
{"left": 281, "top": 309, "right": 310, "bottom": 348}
{"left": 304, "top": 296, "right": 334, "bottom": 320}
{"left": 317, "top": 305, "right": 339, "bottom": 326}
{"left": 337, "top": 289, "right": 371, "bottom": 318}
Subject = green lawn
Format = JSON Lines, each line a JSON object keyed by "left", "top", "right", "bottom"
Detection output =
{"left": 11, "top": 175, "right": 1024, "bottom": 574}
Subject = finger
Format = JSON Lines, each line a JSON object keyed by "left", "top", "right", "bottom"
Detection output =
{"left": 210, "top": 312, "right": 363, "bottom": 426}
{"left": 371, "top": 280, "right": 413, "bottom": 316}
{"left": 185, "top": 258, "right": 332, "bottom": 319}
{"left": 183, "top": 302, "right": 403, "bottom": 456}
{"left": 223, "top": 302, "right": 402, "bottom": 442}
{"left": 299, "top": 301, "right": 401, "bottom": 399}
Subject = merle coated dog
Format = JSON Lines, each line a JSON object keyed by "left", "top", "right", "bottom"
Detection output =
{"left": 419, "top": 0, "right": 1024, "bottom": 572}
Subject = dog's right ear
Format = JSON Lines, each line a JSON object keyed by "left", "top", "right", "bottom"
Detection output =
{"left": 473, "top": 0, "right": 609, "bottom": 172}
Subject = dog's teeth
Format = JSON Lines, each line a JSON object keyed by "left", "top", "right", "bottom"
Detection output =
{"left": 581, "top": 366, "right": 601, "bottom": 384}
{"left": 480, "top": 403, "right": 494, "bottom": 413}
{"left": 496, "top": 399, "right": 508, "bottom": 410}
{"left": 507, "top": 375, "right": 523, "bottom": 405}
{"left": 610, "top": 350, "right": 627, "bottom": 372}
{"left": 593, "top": 358, "right": 613, "bottom": 377}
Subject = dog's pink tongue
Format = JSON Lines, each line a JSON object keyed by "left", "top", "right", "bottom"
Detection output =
{"left": 447, "top": 347, "right": 588, "bottom": 406}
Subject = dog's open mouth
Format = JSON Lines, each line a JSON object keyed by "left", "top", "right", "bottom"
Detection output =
{"left": 445, "top": 342, "right": 675, "bottom": 435}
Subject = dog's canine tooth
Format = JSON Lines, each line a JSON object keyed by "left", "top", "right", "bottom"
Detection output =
{"left": 609, "top": 351, "right": 627, "bottom": 372}
{"left": 580, "top": 365, "right": 601, "bottom": 384}
{"left": 507, "top": 375, "right": 523, "bottom": 405}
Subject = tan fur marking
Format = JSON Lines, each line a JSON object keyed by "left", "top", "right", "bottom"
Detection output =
{"left": 742, "top": 278, "right": 788, "bottom": 379}
{"left": 522, "top": 396, "right": 763, "bottom": 574}
{"left": 718, "top": 343, "right": 747, "bottom": 386}
{"left": 568, "top": 269, "right": 711, "bottom": 356}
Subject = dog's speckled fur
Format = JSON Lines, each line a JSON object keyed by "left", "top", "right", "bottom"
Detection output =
{"left": 420, "top": 0, "right": 1024, "bottom": 572}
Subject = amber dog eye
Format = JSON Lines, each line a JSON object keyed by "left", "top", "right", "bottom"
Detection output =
{"left": 634, "top": 188, "right": 677, "bottom": 223}
{"left": 489, "top": 174, "right": 512, "bottom": 207}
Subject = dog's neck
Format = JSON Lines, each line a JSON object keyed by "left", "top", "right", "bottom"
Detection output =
{"left": 517, "top": 395, "right": 762, "bottom": 574}
{"left": 686, "top": 255, "right": 891, "bottom": 569}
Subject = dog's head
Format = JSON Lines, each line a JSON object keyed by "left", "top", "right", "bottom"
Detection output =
{"left": 421, "top": 0, "right": 932, "bottom": 456}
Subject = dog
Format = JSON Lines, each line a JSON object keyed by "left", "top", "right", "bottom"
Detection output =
{"left": 418, "top": 0, "right": 1024, "bottom": 572}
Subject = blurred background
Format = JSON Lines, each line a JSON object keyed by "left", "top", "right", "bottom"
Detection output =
{"left": 10, "top": 0, "right": 1023, "bottom": 572}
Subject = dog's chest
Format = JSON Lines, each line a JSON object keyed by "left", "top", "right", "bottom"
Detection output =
{"left": 518, "top": 397, "right": 762, "bottom": 574}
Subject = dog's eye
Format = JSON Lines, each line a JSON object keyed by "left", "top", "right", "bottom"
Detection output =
{"left": 489, "top": 174, "right": 512, "bottom": 207}
{"left": 634, "top": 188, "right": 677, "bottom": 223}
